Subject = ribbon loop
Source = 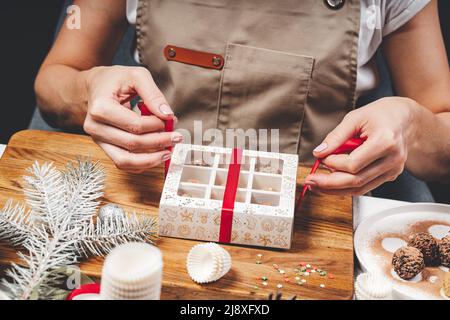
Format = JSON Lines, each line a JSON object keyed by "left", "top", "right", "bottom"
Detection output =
{"left": 137, "top": 102, "right": 174, "bottom": 175}
{"left": 219, "top": 148, "right": 243, "bottom": 243}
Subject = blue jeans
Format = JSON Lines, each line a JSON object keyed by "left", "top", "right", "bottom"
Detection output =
{"left": 372, "top": 171, "right": 434, "bottom": 203}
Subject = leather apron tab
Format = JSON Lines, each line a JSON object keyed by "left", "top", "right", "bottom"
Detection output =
{"left": 164, "top": 45, "right": 224, "bottom": 70}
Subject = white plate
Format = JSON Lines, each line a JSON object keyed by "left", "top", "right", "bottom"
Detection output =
{"left": 355, "top": 203, "right": 450, "bottom": 300}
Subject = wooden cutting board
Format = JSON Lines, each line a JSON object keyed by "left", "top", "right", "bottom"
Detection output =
{"left": 0, "top": 130, "right": 354, "bottom": 300}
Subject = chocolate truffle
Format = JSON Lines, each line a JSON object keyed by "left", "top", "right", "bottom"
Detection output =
{"left": 439, "top": 235, "right": 450, "bottom": 268}
{"left": 392, "top": 247, "right": 425, "bottom": 280}
{"left": 407, "top": 232, "right": 440, "bottom": 265}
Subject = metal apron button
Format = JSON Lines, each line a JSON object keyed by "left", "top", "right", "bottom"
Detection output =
{"left": 324, "top": 0, "right": 345, "bottom": 10}
{"left": 212, "top": 56, "right": 222, "bottom": 67}
{"left": 168, "top": 47, "right": 176, "bottom": 58}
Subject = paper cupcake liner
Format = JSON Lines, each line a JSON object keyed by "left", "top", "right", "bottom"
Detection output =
{"left": 101, "top": 278, "right": 161, "bottom": 295}
{"left": 101, "top": 287, "right": 160, "bottom": 299}
{"left": 102, "top": 290, "right": 160, "bottom": 300}
{"left": 186, "top": 243, "right": 231, "bottom": 284}
{"left": 72, "top": 293, "right": 103, "bottom": 301}
{"left": 0, "top": 290, "right": 10, "bottom": 300}
{"left": 355, "top": 273, "right": 392, "bottom": 300}
{"left": 100, "top": 243, "right": 163, "bottom": 300}
{"left": 101, "top": 278, "right": 161, "bottom": 300}
{"left": 101, "top": 270, "right": 162, "bottom": 290}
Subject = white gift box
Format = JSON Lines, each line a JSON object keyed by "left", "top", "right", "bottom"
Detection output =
{"left": 158, "top": 144, "right": 298, "bottom": 249}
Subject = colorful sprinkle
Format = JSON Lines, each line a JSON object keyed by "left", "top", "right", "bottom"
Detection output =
{"left": 320, "top": 284, "right": 325, "bottom": 288}
{"left": 279, "top": 269, "right": 285, "bottom": 274}
{"left": 328, "top": 274, "right": 334, "bottom": 279}
{"left": 306, "top": 264, "right": 311, "bottom": 268}
{"left": 257, "top": 254, "right": 263, "bottom": 258}
{"left": 277, "top": 284, "right": 283, "bottom": 289}
{"left": 262, "top": 281, "right": 268, "bottom": 286}
{"left": 295, "top": 276, "right": 300, "bottom": 281}
{"left": 304, "top": 272, "right": 310, "bottom": 276}
{"left": 301, "top": 279, "right": 306, "bottom": 283}
{"left": 261, "top": 276, "right": 268, "bottom": 281}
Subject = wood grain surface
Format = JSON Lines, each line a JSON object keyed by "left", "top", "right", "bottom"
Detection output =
{"left": 0, "top": 130, "right": 354, "bottom": 300}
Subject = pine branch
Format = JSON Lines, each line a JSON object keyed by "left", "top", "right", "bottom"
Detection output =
{"left": 63, "top": 159, "right": 105, "bottom": 226}
{"left": 2, "top": 224, "right": 79, "bottom": 300}
{"left": 76, "top": 213, "right": 158, "bottom": 257}
{"left": 23, "top": 162, "right": 67, "bottom": 234}
{"left": 0, "top": 201, "right": 36, "bottom": 246}
{"left": 2, "top": 162, "right": 80, "bottom": 300}
{"left": 1, "top": 159, "right": 158, "bottom": 299}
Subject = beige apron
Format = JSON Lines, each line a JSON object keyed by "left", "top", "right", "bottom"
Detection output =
{"left": 136, "top": 0, "right": 360, "bottom": 164}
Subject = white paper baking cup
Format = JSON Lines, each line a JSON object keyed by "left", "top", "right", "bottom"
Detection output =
{"left": 72, "top": 293, "right": 103, "bottom": 300}
{"left": 0, "top": 290, "right": 10, "bottom": 300}
{"left": 355, "top": 272, "right": 393, "bottom": 300}
{"left": 100, "top": 243, "right": 163, "bottom": 300}
{"left": 186, "top": 243, "right": 231, "bottom": 284}
{"left": 101, "top": 277, "right": 161, "bottom": 300}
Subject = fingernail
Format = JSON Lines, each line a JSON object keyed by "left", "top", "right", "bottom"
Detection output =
{"left": 313, "top": 143, "right": 327, "bottom": 153}
{"left": 305, "top": 180, "right": 317, "bottom": 187}
{"left": 159, "top": 104, "right": 174, "bottom": 115}
{"left": 162, "top": 152, "right": 172, "bottom": 162}
{"left": 171, "top": 133, "right": 183, "bottom": 144}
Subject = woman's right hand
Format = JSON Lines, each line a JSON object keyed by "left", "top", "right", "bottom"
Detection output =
{"left": 82, "top": 66, "right": 183, "bottom": 173}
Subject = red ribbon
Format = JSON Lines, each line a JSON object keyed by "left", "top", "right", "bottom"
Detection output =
{"left": 137, "top": 102, "right": 174, "bottom": 175}
{"left": 219, "top": 148, "right": 243, "bottom": 243}
{"left": 66, "top": 283, "right": 101, "bottom": 300}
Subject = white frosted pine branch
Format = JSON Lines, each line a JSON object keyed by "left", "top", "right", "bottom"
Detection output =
{"left": 2, "top": 162, "right": 80, "bottom": 300}
{"left": 23, "top": 162, "right": 67, "bottom": 234}
{"left": 76, "top": 213, "right": 158, "bottom": 257}
{"left": 2, "top": 224, "right": 79, "bottom": 300}
{"left": 63, "top": 159, "right": 105, "bottom": 226}
{"left": 0, "top": 201, "right": 36, "bottom": 246}
{"left": 1, "top": 159, "right": 158, "bottom": 300}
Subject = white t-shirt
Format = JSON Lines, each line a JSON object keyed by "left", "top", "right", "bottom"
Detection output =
{"left": 126, "top": 0, "right": 430, "bottom": 96}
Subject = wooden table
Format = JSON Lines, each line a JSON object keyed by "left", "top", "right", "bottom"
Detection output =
{"left": 0, "top": 130, "right": 354, "bottom": 300}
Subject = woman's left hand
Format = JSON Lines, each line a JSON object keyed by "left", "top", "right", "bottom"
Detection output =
{"left": 305, "top": 97, "right": 416, "bottom": 196}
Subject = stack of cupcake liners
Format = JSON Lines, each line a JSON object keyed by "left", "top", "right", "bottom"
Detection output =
{"left": 186, "top": 243, "right": 231, "bottom": 284}
{"left": 100, "top": 242, "right": 163, "bottom": 300}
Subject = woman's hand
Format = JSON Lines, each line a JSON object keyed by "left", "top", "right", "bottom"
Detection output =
{"left": 83, "top": 66, "right": 183, "bottom": 173}
{"left": 304, "top": 97, "right": 417, "bottom": 196}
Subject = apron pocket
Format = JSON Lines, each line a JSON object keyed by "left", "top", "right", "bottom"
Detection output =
{"left": 217, "top": 43, "right": 314, "bottom": 154}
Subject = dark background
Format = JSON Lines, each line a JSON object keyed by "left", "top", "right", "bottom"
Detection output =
{"left": 0, "top": 1, "right": 449, "bottom": 202}
{"left": 0, "top": 1, "right": 63, "bottom": 144}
